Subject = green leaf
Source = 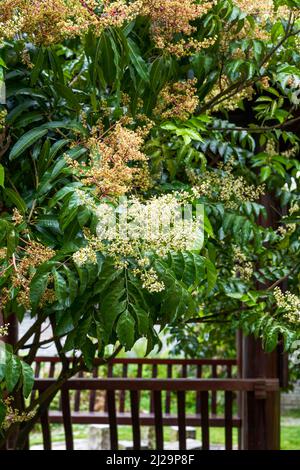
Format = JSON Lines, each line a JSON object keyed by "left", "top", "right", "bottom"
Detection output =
{"left": 127, "top": 38, "right": 149, "bottom": 83}
{"left": 203, "top": 258, "right": 217, "bottom": 292}
{"left": 132, "top": 305, "right": 149, "bottom": 336}
{"left": 99, "top": 32, "right": 116, "bottom": 85}
{"left": 260, "top": 166, "right": 271, "bottom": 182}
{"left": 54, "top": 83, "right": 81, "bottom": 111}
{"left": 6, "top": 227, "right": 18, "bottom": 257}
{"left": 30, "top": 273, "right": 49, "bottom": 311}
{"left": 116, "top": 310, "right": 136, "bottom": 350}
{"left": 4, "top": 188, "right": 27, "bottom": 214}
{"left": 5, "top": 353, "right": 22, "bottom": 392}
{"left": 0, "top": 163, "right": 4, "bottom": 188}
{"left": 100, "top": 278, "right": 126, "bottom": 340}
{"left": 81, "top": 338, "right": 96, "bottom": 370}
{"left": 30, "top": 47, "right": 45, "bottom": 85}
{"left": 9, "top": 128, "right": 48, "bottom": 160}
{"left": 21, "top": 361, "right": 34, "bottom": 398}
{"left": 6, "top": 100, "right": 36, "bottom": 125}
{"left": 53, "top": 269, "right": 67, "bottom": 303}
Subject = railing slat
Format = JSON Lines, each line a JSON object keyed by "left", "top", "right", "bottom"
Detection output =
{"left": 200, "top": 391, "right": 209, "bottom": 450}
{"left": 74, "top": 370, "right": 83, "bottom": 412}
{"left": 137, "top": 364, "right": 143, "bottom": 378}
{"left": 165, "top": 364, "right": 172, "bottom": 414}
{"left": 119, "top": 363, "right": 128, "bottom": 413}
{"left": 105, "top": 363, "right": 114, "bottom": 412}
{"left": 211, "top": 365, "right": 217, "bottom": 416}
{"left": 61, "top": 388, "right": 74, "bottom": 450}
{"left": 40, "top": 397, "right": 51, "bottom": 451}
{"left": 107, "top": 390, "right": 118, "bottom": 450}
{"left": 153, "top": 390, "right": 164, "bottom": 450}
{"left": 130, "top": 390, "right": 141, "bottom": 450}
{"left": 49, "top": 362, "right": 55, "bottom": 378}
{"left": 150, "top": 364, "right": 158, "bottom": 413}
{"left": 31, "top": 362, "right": 41, "bottom": 405}
{"left": 196, "top": 365, "right": 202, "bottom": 414}
{"left": 89, "top": 366, "right": 98, "bottom": 411}
{"left": 225, "top": 391, "right": 233, "bottom": 450}
{"left": 177, "top": 391, "right": 186, "bottom": 450}
{"left": 35, "top": 362, "right": 41, "bottom": 378}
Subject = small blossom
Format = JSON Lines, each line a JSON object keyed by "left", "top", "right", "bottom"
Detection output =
{"left": 274, "top": 287, "right": 300, "bottom": 324}
{"left": 12, "top": 208, "right": 23, "bottom": 226}
{"left": 2, "top": 397, "right": 36, "bottom": 431}
{"left": 0, "top": 323, "right": 9, "bottom": 337}
{"left": 154, "top": 79, "right": 199, "bottom": 121}
{"left": 72, "top": 246, "right": 98, "bottom": 266}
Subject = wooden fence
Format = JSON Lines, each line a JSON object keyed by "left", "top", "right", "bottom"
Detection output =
{"left": 31, "top": 357, "right": 279, "bottom": 450}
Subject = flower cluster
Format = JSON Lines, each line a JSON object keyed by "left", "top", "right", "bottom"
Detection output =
{"left": 97, "top": 0, "right": 142, "bottom": 29}
{"left": 1, "top": 397, "right": 36, "bottom": 431}
{"left": 166, "top": 36, "right": 217, "bottom": 58}
{"left": 139, "top": 268, "right": 165, "bottom": 293}
{"left": 0, "top": 0, "right": 219, "bottom": 53}
{"left": 234, "top": 0, "right": 292, "bottom": 22}
{"left": 0, "top": 247, "right": 7, "bottom": 260}
{"left": 234, "top": 0, "right": 273, "bottom": 18}
{"left": 7, "top": 241, "right": 56, "bottom": 309}
{"left": 141, "top": 0, "right": 215, "bottom": 55}
{"left": 190, "top": 160, "right": 265, "bottom": 210}
{"left": 231, "top": 246, "right": 253, "bottom": 281}
{"left": 274, "top": 287, "right": 300, "bottom": 324}
{"left": 265, "top": 139, "right": 277, "bottom": 156}
{"left": 0, "top": 0, "right": 142, "bottom": 45}
{"left": 277, "top": 223, "right": 296, "bottom": 238}
{"left": 281, "top": 146, "right": 299, "bottom": 159}
{"left": 11, "top": 208, "right": 23, "bottom": 226}
{"left": 1, "top": 0, "right": 286, "bottom": 57}
{"left": 73, "top": 192, "right": 202, "bottom": 292}
{"left": 0, "top": 323, "right": 9, "bottom": 337}
{"left": 0, "top": 109, "right": 7, "bottom": 131}
{"left": 67, "top": 123, "right": 151, "bottom": 197}
{"left": 72, "top": 245, "right": 98, "bottom": 265}
{"left": 289, "top": 202, "right": 300, "bottom": 215}
{"left": 154, "top": 79, "right": 199, "bottom": 121}
{"left": 1, "top": 0, "right": 74, "bottom": 45}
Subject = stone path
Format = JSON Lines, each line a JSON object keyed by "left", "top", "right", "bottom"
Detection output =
{"left": 30, "top": 440, "right": 237, "bottom": 451}
{"left": 281, "top": 418, "right": 300, "bottom": 426}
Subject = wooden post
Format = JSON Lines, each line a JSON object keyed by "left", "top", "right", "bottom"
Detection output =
{"left": 241, "top": 194, "right": 281, "bottom": 450}
{"left": 241, "top": 337, "right": 280, "bottom": 449}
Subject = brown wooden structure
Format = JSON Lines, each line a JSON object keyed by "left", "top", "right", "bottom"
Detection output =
{"left": 29, "top": 356, "right": 280, "bottom": 450}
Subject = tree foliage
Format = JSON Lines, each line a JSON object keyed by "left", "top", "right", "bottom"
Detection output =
{"left": 0, "top": 0, "right": 300, "bottom": 445}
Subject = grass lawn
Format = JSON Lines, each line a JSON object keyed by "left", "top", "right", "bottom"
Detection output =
{"left": 29, "top": 418, "right": 299, "bottom": 449}
{"left": 281, "top": 427, "right": 300, "bottom": 450}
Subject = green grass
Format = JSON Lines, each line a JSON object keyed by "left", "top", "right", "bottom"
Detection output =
{"left": 280, "top": 409, "right": 300, "bottom": 450}
{"left": 280, "top": 426, "right": 300, "bottom": 450}
{"left": 29, "top": 412, "right": 300, "bottom": 449}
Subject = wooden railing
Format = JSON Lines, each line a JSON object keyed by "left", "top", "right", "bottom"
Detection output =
{"left": 32, "top": 357, "right": 237, "bottom": 417}
{"left": 35, "top": 378, "right": 279, "bottom": 450}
